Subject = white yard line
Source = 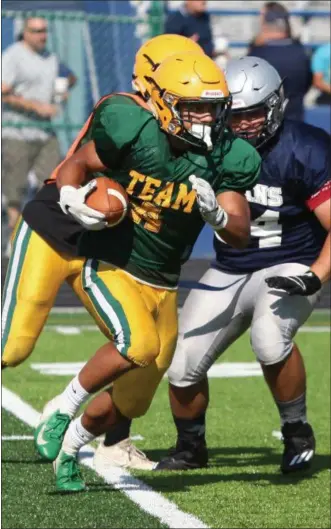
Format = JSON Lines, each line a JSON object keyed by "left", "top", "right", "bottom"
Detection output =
{"left": 2, "top": 435, "right": 34, "bottom": 441}
{"left": 298, "top": 327, "right": 330, "bottom": 332}
{"left": 2, "top": 387, "right": 40, "bottom": 427}
{"left": 2, "top": 386, "right": 209, "bottom": 529}
{"left": 50, "top": 307, "right": 86, "bottom": 314}
{"left": 44, "top": 324, "right": 330, "bottom": 335}
{"left": 30, "top": 361, "right": 265, "bottom": 378}
{"left": 50, "top": 307, "right": 331, "bottom": 315}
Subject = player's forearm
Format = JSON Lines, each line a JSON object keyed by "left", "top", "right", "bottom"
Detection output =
{"left": 215, "top": 191, "right": 250, "bottom": 249}
{"left": 56, "top": 158, "right": 89, "bottom": 190}
{"left": 2, "top": 93, "right": 39, "bottom": 113}
{"left": 56, "top": 141, "right": 108, "bottom": 190}
{"left": 310, "top": 232, "right": 331, "bottom": 283}
{"left": 215, "top": 214, "right": 250, "bottom": 249}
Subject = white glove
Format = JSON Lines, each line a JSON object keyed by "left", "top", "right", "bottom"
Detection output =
{"left": 59, "top": 180, "right": 107, "bottom": 231}
{"left": 189, "top": 175, "right": 228, "bottom": 230}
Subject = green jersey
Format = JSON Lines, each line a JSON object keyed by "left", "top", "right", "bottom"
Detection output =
{"left": 78, "top": 94, "right": 261, "bottom": 288}
{"left": 24, "top": 93, "right": 260, "bottom": 288}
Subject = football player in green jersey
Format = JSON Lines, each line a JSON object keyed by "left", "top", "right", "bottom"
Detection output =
{"left": 1, "top": 35, "right": 206, "bottom": 473}
{"left": 9, "top": 44, "right": 260, "bottom": 491}
{"left": 2, "top": 33, "right": 205, "bottom": 370}
{"left": 1, "top": 35, "right": 208, "bottom": 477}
{"left": 33, "top": 50, "right": 260, "bottom": 492}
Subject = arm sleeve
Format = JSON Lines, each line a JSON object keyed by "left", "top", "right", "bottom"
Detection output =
{"left": 302, "top": 130, "right": 331, "bottom": 211}
{"left": 91, "top": 97, "right": 151, "bottom": 169}
{"left": 2, "top": 46, "right": 17, "bottom": 87}
{"left": 215, "top": 138, "right": 262, "bottom": 195}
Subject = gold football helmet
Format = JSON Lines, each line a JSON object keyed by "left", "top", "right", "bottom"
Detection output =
{"left": 132, "top": 34, "right": 204, "bottom": 99}
{"left": 148, "top": 51, "right": 232, "bottom": 150}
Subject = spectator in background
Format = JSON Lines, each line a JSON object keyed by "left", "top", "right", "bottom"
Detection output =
{"left": 250, "top": 1, "right": 292, "bottom": 48}
{"left": 1, "top": 16, "right": 77, "bottom": 242}
{"left": 248, "top": 1, "right": 312, "bottom": 121}
{"left": 312, "top": 42, "right": 331, "bottom": 106}
{"left": 165, "top": 0, "right": 215, "bottom": 58}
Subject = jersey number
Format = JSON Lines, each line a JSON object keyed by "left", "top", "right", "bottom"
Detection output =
{"left": 131, "top": 201, "right": 162, "bottom": 233}
{"left": 251, "top": 209, "right": 282, "bottom": 248}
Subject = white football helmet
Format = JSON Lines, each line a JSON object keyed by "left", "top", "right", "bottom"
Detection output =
{"left": 225, "top": 56, "right": 288, "bottom": 147}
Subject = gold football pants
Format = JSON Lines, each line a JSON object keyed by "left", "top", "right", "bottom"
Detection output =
{"left": 2, "top": 218, "right": 85, "bottom": 367}
{"left": 2, "top": 219, "right": 178, "bottom": 417}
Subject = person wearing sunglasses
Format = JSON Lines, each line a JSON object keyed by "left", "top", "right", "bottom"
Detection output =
{"left": 2, "top": 17, "right": 76, "bottom": 250}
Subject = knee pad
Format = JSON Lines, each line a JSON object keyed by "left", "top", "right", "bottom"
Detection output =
{"left": 116, "top": 394, "right": 153, "bottom": 419}
{"left": 167, "top": 335, "right": 191, "bottom": 386}
{"left": 250, "top": 328, "right": 293, "bottom": 365}
{"left": 112, "top": 362, "right": 166, "bottom": 418}
{"left": 167, "top": 338, "right": 207, "bottom": 387}
{"left": 128, "top": 331, "right": 160, "bottom": 367}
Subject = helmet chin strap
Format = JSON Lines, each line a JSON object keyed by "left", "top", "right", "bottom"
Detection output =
{"left": 191, "top": 123, "right": 213, "bottom": 150}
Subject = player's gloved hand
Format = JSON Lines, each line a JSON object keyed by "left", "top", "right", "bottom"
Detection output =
{"left": 265, "top": 271, "right": 322, "bottom": 296}
{"left": 189, "top": 175, "right": 228, "bottom": 230}
{"left": 59, "top": 181, "right": 107, "bottom": 231}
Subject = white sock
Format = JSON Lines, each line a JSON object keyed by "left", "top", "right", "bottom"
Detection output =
{"left": 57, "top": 375, "right": 90, "bottom": 418}
{"left": 62, "top": 416, "right": 96, "bottom": 457}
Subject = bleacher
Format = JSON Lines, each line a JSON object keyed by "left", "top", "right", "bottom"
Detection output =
{"left": 168, "top": 1, "right": 330, "bottom": 55}
{"left": 167, "top": 0, "right": 331, "bottom": 130}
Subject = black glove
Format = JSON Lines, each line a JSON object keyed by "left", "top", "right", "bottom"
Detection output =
{"left": 265, "top": 271, "right": 322, "bottom": 296}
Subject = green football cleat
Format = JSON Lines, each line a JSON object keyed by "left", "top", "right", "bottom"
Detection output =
{"left": 54, "top": 450, "right": 86, "bottom": 493}
{"left": 34, "top": 411, "right": 71, "bottom": 461}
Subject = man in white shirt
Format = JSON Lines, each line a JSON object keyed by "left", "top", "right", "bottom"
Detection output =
{"left": 2, "top": 16, "right": 76, "bottom": 236}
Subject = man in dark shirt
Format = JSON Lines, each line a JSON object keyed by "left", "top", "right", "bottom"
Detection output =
{"left": 165, "top": 0, "right": 214, "bottom": 58}
{"left": 248, "top": 5, "right": 312, "bottom": 121}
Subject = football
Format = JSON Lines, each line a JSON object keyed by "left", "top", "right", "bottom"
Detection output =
{"left": 85, "top": 176, "right": 129, "bottom": 227}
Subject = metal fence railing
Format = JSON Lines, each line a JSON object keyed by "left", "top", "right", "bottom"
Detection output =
{"left": 2, "top": 8, "right": 165, "bottom": 154}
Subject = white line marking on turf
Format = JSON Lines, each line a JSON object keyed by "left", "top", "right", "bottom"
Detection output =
{"left": 131, "top": 434, "right": 145, "bottom": 441}
{"left": 50, "top": 307, "right": 331, "bottom": 315}
{"left": 2, "top": 387, "right": 40, "bottom": 427}
{"left": 2, "top": 435, "right": 34, "bottom": 440}
{"left": 30, "top": 361, "right": 265, "bottom": 378}
{"left": 31, "top": 362, "right": 86, "bottom": 376}
{"left": 53, "top": 326, "right": 83, "bottom": 335}
{"left": 80, "top": 448, "right": 209, "bottom": 529}
{"left": 50, "top": 307, "right": 86, "bottom": 314}
{"left": 44, "top": 324, "right": 330, "bottom": 335}
{"left": 272, "top": 430, "right": 282, "bottom": 440}
{"left": 2, "top": 386, "right": 209, "bottom": 529}
{"left": 299, "top": 327, "right": 330, "bottom": 332}
{"left": 96, "top": 434, "right": 145, "bottom": 442}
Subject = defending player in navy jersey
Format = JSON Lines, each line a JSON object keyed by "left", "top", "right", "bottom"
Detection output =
{"left": 156, "top": 57, "right": 330, "bottom": 474}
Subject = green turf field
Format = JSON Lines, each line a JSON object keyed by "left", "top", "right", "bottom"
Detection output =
{"left": 2, "top": 311, "right": 330, "bottom": 529}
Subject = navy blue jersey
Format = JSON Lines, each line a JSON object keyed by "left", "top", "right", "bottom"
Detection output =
{"left": 214, "top": 120, "right": 331, "bottom": 274}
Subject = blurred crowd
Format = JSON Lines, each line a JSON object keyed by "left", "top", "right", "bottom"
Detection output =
{"left": 166, "top": 0, "right": 331, "bottom": 119}
{"left": 1, "top": 0, "right": 330, "bottom": 255}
